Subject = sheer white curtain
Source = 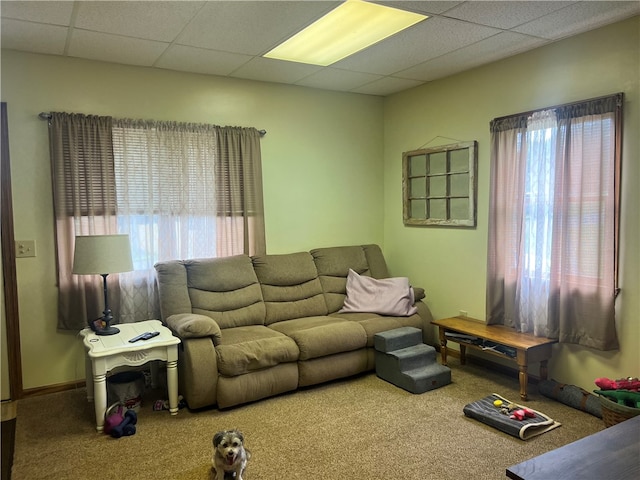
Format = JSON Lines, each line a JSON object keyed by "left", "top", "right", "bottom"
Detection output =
{"left": 517, "top": 110, "right": 557, "bottom": 334}
{"left": 111, "top": 120, "right": 265, "bottom": 323}
{"left": 112, "top": 120, "right": 219, "bottom": 322}
{"left": 487, "top": 94, "right": 621, "bottom": 350}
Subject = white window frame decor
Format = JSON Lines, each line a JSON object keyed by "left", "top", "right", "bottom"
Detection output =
{"left": 402, "top": 141, "right": 478, "bottom": 227}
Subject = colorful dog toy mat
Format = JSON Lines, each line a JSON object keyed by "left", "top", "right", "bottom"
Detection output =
{"left": 463, "top": 393, "right": 561, "bottom": 440}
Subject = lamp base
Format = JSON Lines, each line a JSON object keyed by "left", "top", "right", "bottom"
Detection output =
{"left": 96, "top": 325, "right": 120, "bottom": 336}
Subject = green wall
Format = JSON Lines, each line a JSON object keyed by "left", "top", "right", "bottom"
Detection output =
{"left": 1, "top": 16, "right": 638, "bottom": 394}
{"left": 0, "top": 51, "right": 384, "bottom": 390}
{"left": 383, "top": 17, "right": 639, "bottom": 391}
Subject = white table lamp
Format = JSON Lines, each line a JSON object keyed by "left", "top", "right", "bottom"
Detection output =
{"left": 72, "top": 234, "right": 134, "bottom": 335}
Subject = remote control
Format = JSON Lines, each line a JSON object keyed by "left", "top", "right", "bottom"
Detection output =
{"left": 128, "top": 331, "right": 160, "bottom": 343}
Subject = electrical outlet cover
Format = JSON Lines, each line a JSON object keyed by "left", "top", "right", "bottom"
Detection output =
{"left": 16, "top": 240, "right": 36, "bottom": 258}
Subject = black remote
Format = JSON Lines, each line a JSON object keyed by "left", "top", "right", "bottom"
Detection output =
{"left": 128, "top": 331, "right": 160, "bottom": 343}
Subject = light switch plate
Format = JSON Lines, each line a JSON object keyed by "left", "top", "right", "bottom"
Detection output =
{"left": 16, "top": 240, "right": 36, "bottom": 258}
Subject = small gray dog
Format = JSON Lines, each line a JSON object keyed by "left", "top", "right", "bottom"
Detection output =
{"left": 212, "top": 430, "right": 251, "bottom": 480}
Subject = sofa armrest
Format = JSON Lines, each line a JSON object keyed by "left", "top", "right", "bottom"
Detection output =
{"left": 166, "top": 313, "right": 222, "bottom": 345}
{"left": 413, "top": 300, "right": 437, "bottom": 347}
{"left": 412, "top": 287, "right": 425, "bottom": 302}
{"left": 179, "top": 337, "right": 219, "bottom": 409}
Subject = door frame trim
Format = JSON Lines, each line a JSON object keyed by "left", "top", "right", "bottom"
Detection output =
{"left": 1, "top": 102, "right": 24, "bottom": 400}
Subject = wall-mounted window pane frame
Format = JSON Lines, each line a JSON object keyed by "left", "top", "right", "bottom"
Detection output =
{"left": 402, "top": 141, "right": 477, "bottom": 227}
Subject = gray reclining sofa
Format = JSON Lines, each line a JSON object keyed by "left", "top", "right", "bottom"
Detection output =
{"left": 154, "top": 244, "right": 433, "bottom": 409}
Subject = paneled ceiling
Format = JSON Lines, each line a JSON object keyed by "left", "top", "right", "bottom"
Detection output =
{"left": 2, "top": 1, "right": 639, "bottom": 96}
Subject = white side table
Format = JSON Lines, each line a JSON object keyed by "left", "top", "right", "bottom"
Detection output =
{"left": 80, "top": 319, "right": 181, "bottom": 432}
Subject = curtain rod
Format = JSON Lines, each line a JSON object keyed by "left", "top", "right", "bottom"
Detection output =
{"left": 38, "top": 112, "right": 266, "bottom": 136}
{"left": 491, "top": 92, "right": 623, "bottom": 123}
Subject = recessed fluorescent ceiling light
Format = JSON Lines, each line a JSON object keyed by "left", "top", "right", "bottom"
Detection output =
{"left": 264, "top": 0, "right": 427, "bottom": 66}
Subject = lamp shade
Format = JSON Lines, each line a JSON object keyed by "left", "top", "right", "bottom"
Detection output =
{"left": 72, "top": 234, "right": 133, "bottom": 275}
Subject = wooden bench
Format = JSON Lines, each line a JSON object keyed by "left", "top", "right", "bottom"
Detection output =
{"left": 431, "top": 316, "right": 557, "bottom": 400}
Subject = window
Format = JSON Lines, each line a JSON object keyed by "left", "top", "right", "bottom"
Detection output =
{"left": 486, "top": 94, "right": 622, "bottom": 350}
{"left": 402, "top": 141, "right": 477, "bottom": 227}
{"left": 48, "top": 113, "right": 265, "bottom": 330}
{"left": 112, "top": 121, "right": 220, "bottom": 269}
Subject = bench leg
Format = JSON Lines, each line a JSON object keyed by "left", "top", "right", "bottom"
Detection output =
{"left": 516, "top": 349, "right": 528, "bottom": 401}
{"left": 438, "top": 328, "right": 448, "bottom": 366}
{"left": 518, "top": 365, "right": 528, "bottom": 401}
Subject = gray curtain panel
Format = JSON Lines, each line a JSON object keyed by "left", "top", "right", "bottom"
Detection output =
{"left": 49, "top": 112, "right": 121, "bottom": 331}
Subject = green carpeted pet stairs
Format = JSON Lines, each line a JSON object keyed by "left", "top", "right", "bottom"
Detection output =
{"left": 374, "top": 326, "right": 451, "bottom": 393}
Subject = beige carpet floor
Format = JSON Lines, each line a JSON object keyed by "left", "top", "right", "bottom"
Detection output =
{"left": 11, "top": 360, "right": 604, "bottom": 480}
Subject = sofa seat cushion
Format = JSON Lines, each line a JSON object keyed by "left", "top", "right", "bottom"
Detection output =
{"left": 216, "top": 363, "right": 299, "bottom": 409}
{"left": 330, "top": 311, "right": 423, "bottom": 347}
{"left": 216, "top": 326, "right": 300, "bottom": 377}
{"left": 269, "top": 316, "right": 367, "bottom": 361}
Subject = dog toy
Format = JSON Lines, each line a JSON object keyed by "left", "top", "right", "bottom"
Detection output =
{"left": 595, "top": 377, "right": 640, "bottom": 392}
{"left": 493, "top": 398, "right": 535, "bottom": 420}
{"left": 153, "top": 395, "right": 186, "bottom": 411}
{"left": 111, "top": 409, "right": 137, "bottom": 438}
{"left": 495, "top": 401, "right": 519, "bottom": 416}
{"left": 104, "top": 403, "right": 125, "bottom": 435}
{"left": 594, "top": 389, "right": 640, "bottom": 408}
{"left": 510, "top": 408, "right": 535, "bottom": 421}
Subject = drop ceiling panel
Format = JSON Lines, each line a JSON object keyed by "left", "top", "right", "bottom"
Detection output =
{"left": 514, "top": 1, "right": 640, "bottom": 39}
{"left": 0, "top": 19, "right": 68, "bottom": 55}
{"left": 333, "top": 16, "right": 501, "bottom": 76}
{"left": 351, "top": 76, "right": 425, "bottom": 96}
{"left": 75, "top": 1, "right": 205, "bottom": 42}
{"left": 231, "top": 56, "right": 322, "bottom": 84}
{"left": 156, "top": 45, "right": 252, "bottom": 76}
{"left": 176, "top": 1, "right": 338, "bottom": 56}
{"left": 68, "top": 30, "right": 168, "bottom": 66}
{"left": 443, "top": 1, "right": 574, "bottom": 29}
{"left": 398, "top": 31, "right": 550, "bottom": 81}
{"left": 295, "top": 68, "right": 383, "bottom": 92}
{"left": 375, "top": 1, "right": 465, "bottom": 16}
{"left": 0, "top": 0, "right": 74, "bottom": 26}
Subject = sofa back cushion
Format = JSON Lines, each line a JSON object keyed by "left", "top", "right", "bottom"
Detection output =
{"left": 184, "top": 255, "right": 266, "bottom": 329}
{"left": 252, "top": 252, "right": 328, "bottom": 324}
{"left": 155, "top": 260, "right": 195, "bottom": 320}
{"left": 311, "top": 245, "right": 390, "bottom": 313}
{"left": 362, "top": 244, "right": 391, "bottom": 278}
